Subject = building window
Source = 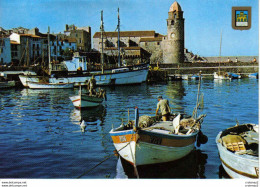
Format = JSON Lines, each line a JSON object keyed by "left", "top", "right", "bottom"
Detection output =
{"left": 157, "top": 42, "right": 160, "bottom": 45}
{"left": 79, "top": 38, "right": 82, "bottom": 43}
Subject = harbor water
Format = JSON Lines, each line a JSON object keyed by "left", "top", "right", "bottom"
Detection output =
{"left": 0, "top": 78, "right": 258, "bottom": 179}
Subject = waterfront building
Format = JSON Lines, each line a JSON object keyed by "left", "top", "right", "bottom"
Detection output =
{"left": 50, "top": 38, "right": 77, "bottom": 59}
{"left": 93, "top": 30, "right": 161, "bottom": 64}
{"left": 59, "top": 24, "right": 92, "bottom": 52}
{"left": 161, "top": 1, "right": 185, "bottom": 64}
{"left": 9, "top": 33, "right": 48, "bottom": 66}
{"left": 0, "top": 37, "right": 11, "bottom": 64}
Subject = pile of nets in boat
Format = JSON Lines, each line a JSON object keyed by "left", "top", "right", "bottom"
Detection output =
{"left": 138, "top": 115, "right": 158, "bottom": 128}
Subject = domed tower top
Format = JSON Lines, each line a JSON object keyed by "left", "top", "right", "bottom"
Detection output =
{"left": 169, "top": 1, "right": 182, "bottom": 12}
{"left": 168, "top": 1, "right": 183, "bottom": 19}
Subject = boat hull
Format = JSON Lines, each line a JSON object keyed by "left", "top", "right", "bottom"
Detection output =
{"left": 70, "top": 94, "right": 103, "bottom": 109}
{"left": 0, "top": 81, "right": 15, "bottom": 89}
{"left": 19, "top": 66, "right": 148, "bottom": 87}
{"left": 110, "top": 128, "right": 198, "bottom": 166}
{"left": 28, "top": 82, "right": 74, "bottom": 89}
{"left": 213, "top": 72, "right": 231, "bottom": 80}
{"left": 216, "top": 130, "right": 259, "bottom": 179}
{"left": 19, "top": 75, "right": 40, "bottom": 87}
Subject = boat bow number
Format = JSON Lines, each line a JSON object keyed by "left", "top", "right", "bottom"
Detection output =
{"left": 150, "top": 136, "right": 162, "bottom": 145}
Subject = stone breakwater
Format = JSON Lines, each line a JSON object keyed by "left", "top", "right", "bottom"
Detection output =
{"left": 148, "top": 61, "right": 258, "bottom": 82}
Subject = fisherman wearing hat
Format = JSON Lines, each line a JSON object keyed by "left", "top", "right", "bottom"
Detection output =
{"left": 156, "top": 96, "right": 171, "bottom": 121}
{"left": 87, "top": 75, "right": 97, "bottom": 96}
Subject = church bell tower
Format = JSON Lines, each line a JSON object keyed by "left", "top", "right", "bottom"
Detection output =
{"left": 162, "top": 1, "right": 185, "bottom": 64}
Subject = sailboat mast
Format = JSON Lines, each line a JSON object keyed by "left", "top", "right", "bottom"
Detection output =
{"left": 117, "top": 7, "right": 120, "bottom": 67}
{"left": 219, "top": 30, "right": 222, "bottom": 62}
{"left": 100, "top": 10, "right": 104, "bottom": 74}
{"left": 26, "top": 38, "right": 29, "bottom": 67}
{"left": 48, "top": 26, "right": 51, "bottom": 74}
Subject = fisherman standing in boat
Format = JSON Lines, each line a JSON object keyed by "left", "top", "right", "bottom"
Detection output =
{"left": 156, "top": 96, "right": 171, "bottom": 121}
{"left": 87, "top": 75, "right": 96, "bottom": 96}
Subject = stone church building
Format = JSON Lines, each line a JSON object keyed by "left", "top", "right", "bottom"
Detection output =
{"left": 93, "top": 1, "right": 195, "bottom": 64}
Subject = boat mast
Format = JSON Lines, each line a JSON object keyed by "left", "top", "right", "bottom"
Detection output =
{"left": 100, "top": 10, "right": 104, "bottom": 74}
{"left": 41, "top": 40, "right": 44, "bottom": 68}
{"left": 55, "top": 35, "right": 58, "bottom": 62}
{"left": 218, "top": 30, "right": 222, "bottom": 73}
{"left": 219, "top": 30, "right": 222, "bottom": 62}
{"left": 48, "top": 26, "right": 51, "bottom": 75}
{"left": 26, "top": 38, "right": 29, "bottom": 67}
{"left": 117, "top": 7, "right": 120, "bottom": 67}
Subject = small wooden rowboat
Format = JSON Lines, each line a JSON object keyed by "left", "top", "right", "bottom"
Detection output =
{"left": 70, "top": 94, "right": 103, "bottom": 109}
{"left": 69, "top": 86, "right": 105, "bottom": 109}
{"left": 216, "top": 123, "right": 259, "bottom": 179}
{"left": 110, "top": 107, "right": 207, "bottom": 166}
{"left": 27, "top": 81, "right": 74, "bottom": 89}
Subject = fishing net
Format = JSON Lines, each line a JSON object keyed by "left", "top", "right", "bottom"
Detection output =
{"left": 138, "top": 115, "right": 157, "bottom": 128}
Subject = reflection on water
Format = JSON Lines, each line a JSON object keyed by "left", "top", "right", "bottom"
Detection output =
{"left": 70, "top": 105, "right": 106, "bottom": 124}
{"left": 116, "top": 149, "right": 208, "bottom": 179}
{"left": 70, "top": 106, "right": 107, "bottom": 133}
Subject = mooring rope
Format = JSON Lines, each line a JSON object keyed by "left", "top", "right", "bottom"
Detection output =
{"left": 77, "top": 131, "right": 137, "bottom": 179}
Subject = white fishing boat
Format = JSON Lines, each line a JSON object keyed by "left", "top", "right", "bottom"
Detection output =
{"left": 110, "top": 108, "right": 207, "bottom": 166}
{"left": 48, "top": 65, "right": 148, "bottom": 86}
{"left": 27, "top": 81, "right": 74, "bottom": 89}
{"left": 216, "top": 123, "right": 259, "bottom": 179}
{"left": 0, "top": 80, "right": 15, "bottom": 89}
{"left": 213, "top": 71, "right": 231, "bottom": 80}
{"left": 69, "top": 87, "right": 105, "bottom": 109}
{"left": 19, "top": 75, "right": 41, "bottom": 87}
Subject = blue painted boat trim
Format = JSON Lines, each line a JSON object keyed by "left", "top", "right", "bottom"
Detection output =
{"left": 110, "top": 130, "right": 135, "bottom": 136}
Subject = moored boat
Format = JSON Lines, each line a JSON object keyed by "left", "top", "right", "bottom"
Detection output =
{"left": 216, "top": 123, "right": 259, "bottom": 179}
{"left": 214, "top": 72, "right": 231, "bottom": 80}
{"left": 191, "top": 75, "right": 200, "bottom": 80}
{"left": 248, "top": 72, "right": 258, "bottom": 79}
{"left": 27, "top": 81, "right": 74, "bottom": 89}
{"left": 227, "top": 72, "right": 241, "bottom": 79}
{"left": 110, "top": 108, "right": 207, "bottom": 166}
{"left": 69, "top": 87, "right": 105, "bottom": 109}
{"left": 0, "top": 80, "right": 15, "bottom": 89}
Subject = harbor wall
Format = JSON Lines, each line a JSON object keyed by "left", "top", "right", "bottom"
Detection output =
{"left": 148, "top": 62, "right": 259, "bottom": 82}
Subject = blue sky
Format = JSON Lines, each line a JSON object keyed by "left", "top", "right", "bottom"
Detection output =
{"left": 0, "top": 0, "right": 258, "bottom": 57}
